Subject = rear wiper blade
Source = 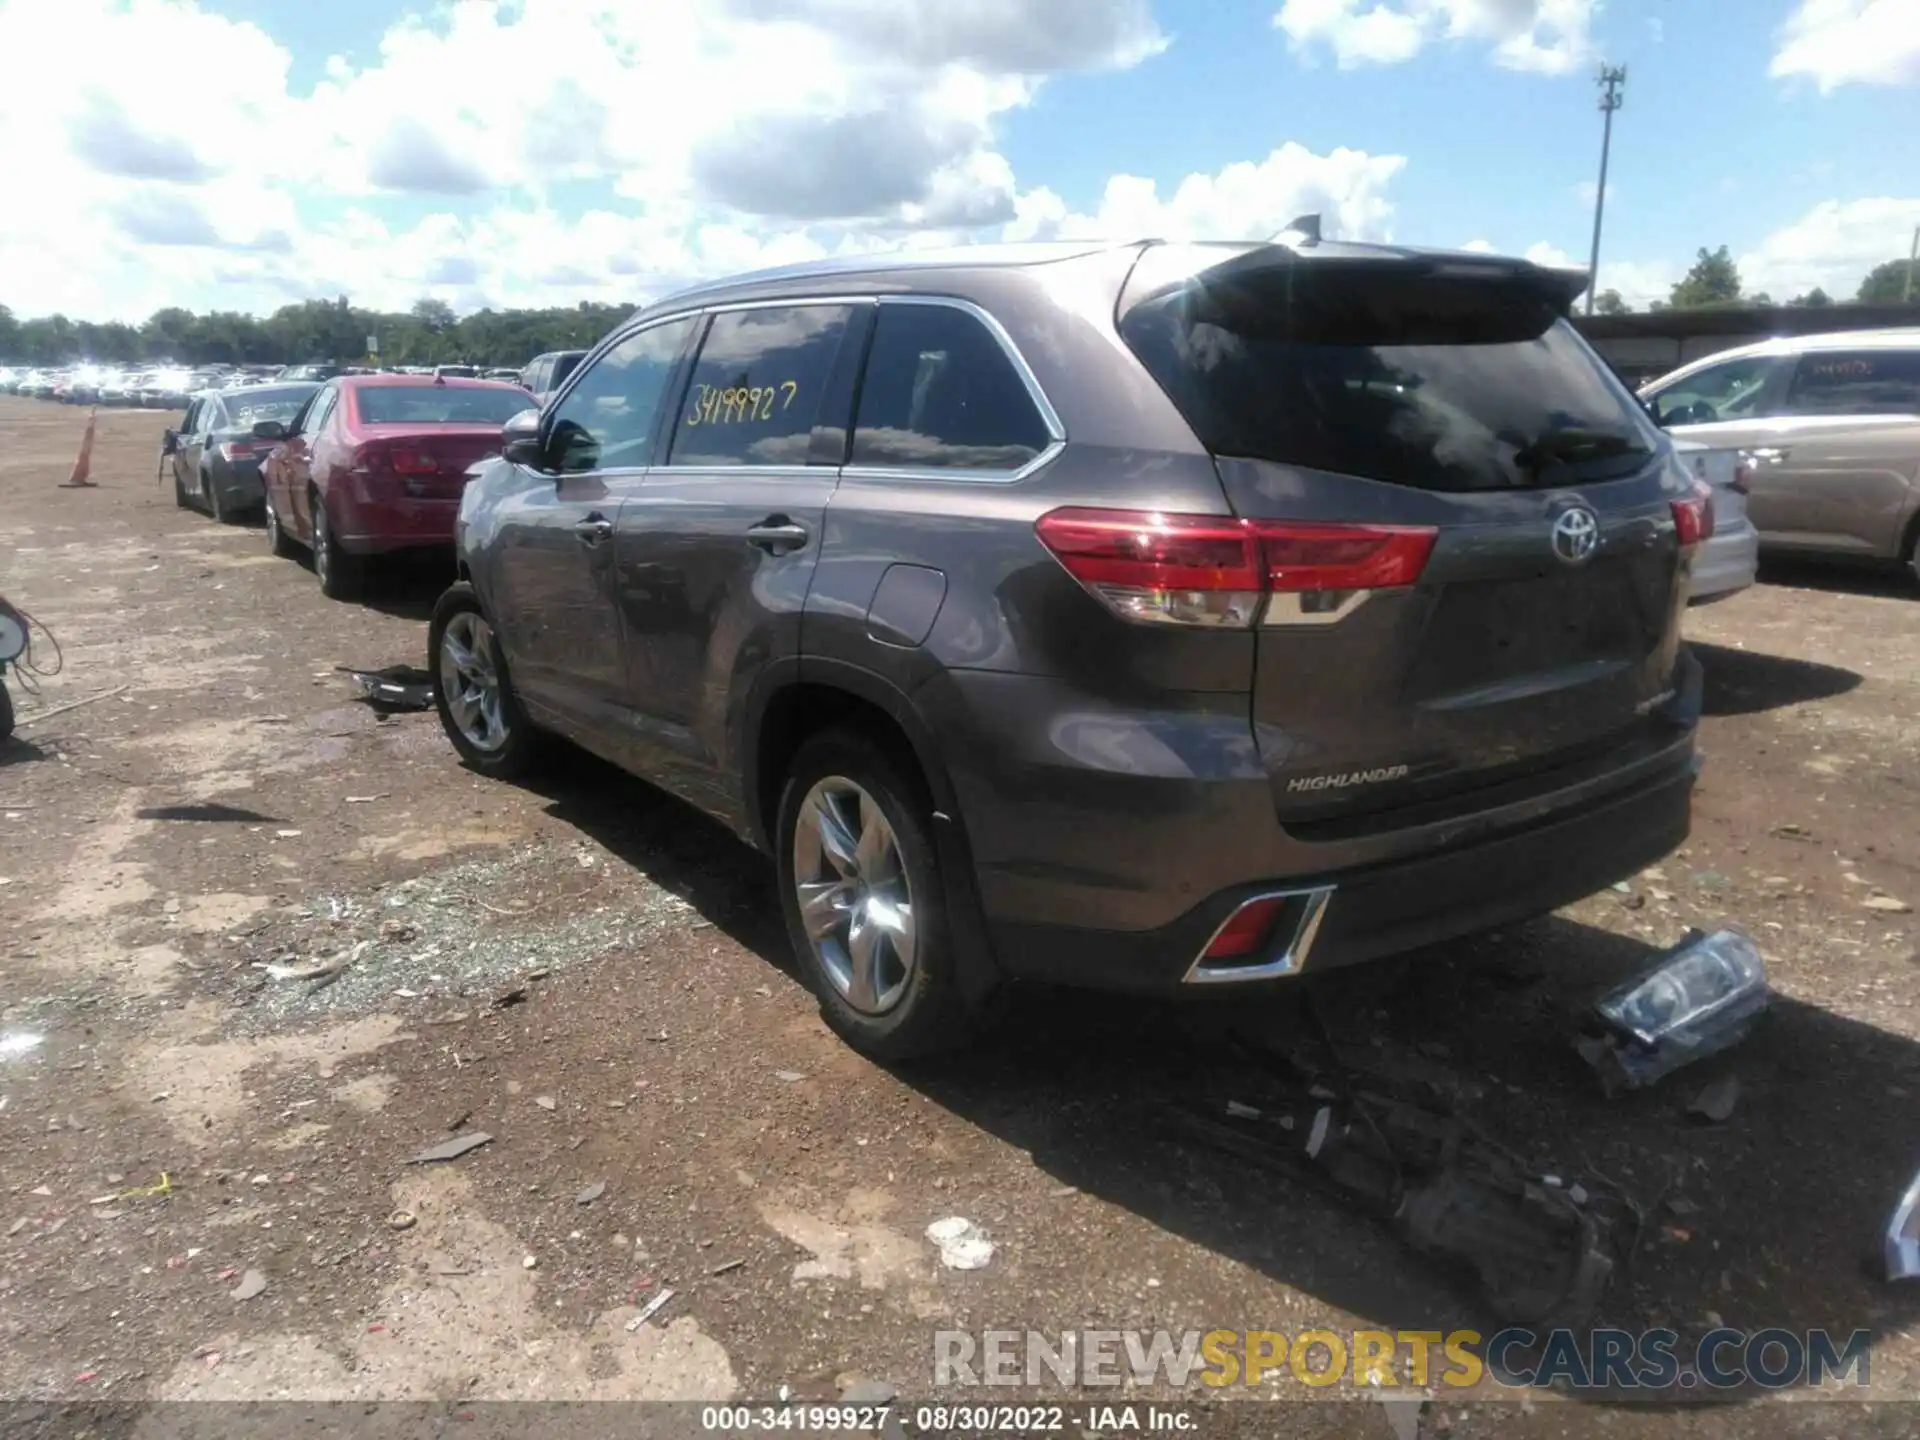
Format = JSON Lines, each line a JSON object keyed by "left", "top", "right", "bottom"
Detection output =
{"left": 1511, "top": 429, "right": 1650, "bottom": 472}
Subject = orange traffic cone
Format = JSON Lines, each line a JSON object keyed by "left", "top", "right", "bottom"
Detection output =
{"left": 60, "top": 407, "right": 100, "bottom": 488}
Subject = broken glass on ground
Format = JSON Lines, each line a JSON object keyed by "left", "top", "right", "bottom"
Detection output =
{"left": 1578, "top": 929, "right": 1768, "bottom": 1094}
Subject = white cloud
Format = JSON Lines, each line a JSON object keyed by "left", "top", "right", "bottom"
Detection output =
{"left": 1737, "top": 196, "right": 1920, "bottom": 300}
{"left": 0, "top": 0, "right": 1425, "bottom": 325}
{"left": 1007, "top": 144, "right": 1406, "bottom": 244}
{"left": 1771, "top": 0, "right": 1920, "bottom": 92}
{"left": 1274, "top": 0, "right": 1594, "bottom": 73}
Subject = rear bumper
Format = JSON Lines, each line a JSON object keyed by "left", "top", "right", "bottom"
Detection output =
{"left": 921, "top": 653, "right": 1702, "bottom": 994}
{"left": 330, "top": 483, "right": 461, "bottom": 552}
{"left": 1688, "top": 519, "right": 1759, "bottom": 606}
{"left": 210, "top": 459, "right": 265, "bottom": 508}
{"left": 987, "top": 747, "right": 1696, "bottom": 992}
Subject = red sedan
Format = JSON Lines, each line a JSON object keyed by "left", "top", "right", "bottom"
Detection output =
{"left": 257, "top": 374, "right": 534, "bottom": 599}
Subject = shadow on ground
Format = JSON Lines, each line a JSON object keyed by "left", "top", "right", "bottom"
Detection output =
{"left": 516, "top": 741, "right": 1920, "bottom": 1404}
{"left": 1693, "top": 641, "right": 1863, "bottom": 717}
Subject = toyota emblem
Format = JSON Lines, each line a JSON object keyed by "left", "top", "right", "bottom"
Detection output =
{"left": 1551, "top": 506, "right": 1600, "bottom": 565}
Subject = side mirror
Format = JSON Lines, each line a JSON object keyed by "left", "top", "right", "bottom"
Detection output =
{"left": 501, "top": 407, "right": 545, "bottom": 468}
{"left": 160, "top": 429, "right": 178, "bottom": 456}
{"left": 252, "top": 419, "right": 287, "bottom": 440}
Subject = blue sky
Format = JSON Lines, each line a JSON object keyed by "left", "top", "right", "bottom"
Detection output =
{"left": 0, "top": 0, "right": 1915, "bottom": 321}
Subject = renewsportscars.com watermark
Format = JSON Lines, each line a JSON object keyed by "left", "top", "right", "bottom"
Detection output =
{"left": 933, "top": 1327, "right": 1874, "bottom": 1393}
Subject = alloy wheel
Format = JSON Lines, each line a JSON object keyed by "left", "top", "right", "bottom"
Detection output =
{"left": 438, "top": 610, "right": 509, "bottom": 753}
{"left": 313, "top": 503, "right": 332, "bottom": 587}
{"left": 791, "top": 777, "right": 916, "bottom": 1015}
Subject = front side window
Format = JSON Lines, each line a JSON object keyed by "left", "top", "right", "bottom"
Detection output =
{"left": 850, "top": 304, "right": 1052, "bottom": 471}
{"left": 668, "top": 305, "right": 855, "bottom": 468}
{"left": 546, "top": 319, "right": 697, "bottom": 474}
{"left": 1781, "top": 350, "right": 1920, "bottom": 417}
{"left": 1646, "top": 354, "right": 1787, "bottom": 426}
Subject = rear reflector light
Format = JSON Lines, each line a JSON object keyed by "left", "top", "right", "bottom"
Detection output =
{"left": 1202, "top": 896, "right": 1287, "bottom": 961}
{"left": 1034, "top": 508, "right": 1436, "bottom": 628}
{"left": 389, "top": 447, "right": 438, "bottom": 476}
{"left": 1671, "top": 482, "right": 1714, "bottom": 548}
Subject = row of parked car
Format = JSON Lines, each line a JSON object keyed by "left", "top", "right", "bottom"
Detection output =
{"left": 142, "top": 242, "right": 1920, "bottom": 1062}
{"left": 0, "top": 360, "right": 539, "bottom": 409}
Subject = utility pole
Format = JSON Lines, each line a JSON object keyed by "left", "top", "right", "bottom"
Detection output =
{"left": 1585, "top": 65, "right": 1627, "bottom": 317}
{"left": 1905, "top": 224, "right": 1918, "bottom": 304}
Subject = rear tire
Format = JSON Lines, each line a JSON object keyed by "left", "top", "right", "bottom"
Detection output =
{"left": 311, "top": 491, "right": 363, "bottom": 601}
{"left": 265, "top": 494, "right": 296, "bottom": 557}
{"left": 430, "top": 584, "right": 542, "bottom": 779}
{"left": 776, "top": 728, "right": 978, "bottom": 1063}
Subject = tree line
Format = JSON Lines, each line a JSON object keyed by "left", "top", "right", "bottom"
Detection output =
{"left": 5, "top": 251, "right": 1916, "bottom": 364}
{"left": 1592, "top": 253, "right": 1917, "bottom": 317}
{"left": 0, "top": 296, "right": 636, "bottom": 367}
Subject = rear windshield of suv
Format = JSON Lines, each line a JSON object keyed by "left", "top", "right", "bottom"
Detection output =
{"left": 356, "top": 385, "right": 530, "bottom": 425}
{"left": 1120, "top": 254, "right": 1659, "bottom": 492}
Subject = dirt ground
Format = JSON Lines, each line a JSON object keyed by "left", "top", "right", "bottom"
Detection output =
{"left": 3, "top": 396, "right": 1919, "bottom": 1437}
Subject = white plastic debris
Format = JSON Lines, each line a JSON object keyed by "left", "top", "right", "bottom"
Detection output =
{"left": 926, "top": 1217, "right": 995, "bottom": 1270}
{"left": 625, "top": 1286, "right": 676, "bottom": 1330}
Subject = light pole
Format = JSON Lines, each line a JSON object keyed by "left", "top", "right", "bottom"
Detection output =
{"left": 1905, "top": 224, "right": 1918, "bottom": 304}
{"left": 1585, "top": 65, "right": 1627, "bottom": 316}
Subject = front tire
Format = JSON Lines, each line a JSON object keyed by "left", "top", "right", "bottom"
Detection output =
{"left": 311, "top": 492, "right": 363, "bottom": 600}
{"left": 430, "top": 584, "right": 542, "bottom": 778}
{"left": 776, "top": 729, "right": 977, "bottom": 1062}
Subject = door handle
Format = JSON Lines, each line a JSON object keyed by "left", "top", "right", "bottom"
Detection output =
{"left": 572, "top": 515, "right": 614, "bottom": 546}
{"left": 745, "top": 519, "right": 811, "bottom": 554}
{"left": 1747, "top": 447, "right": 1790, "bottom": 465}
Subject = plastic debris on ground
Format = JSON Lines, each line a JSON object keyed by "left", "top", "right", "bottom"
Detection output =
{"left": 1577, "top": 929, "right": 1768, "bottom": 1094}
{"left": 625, "top": 1287, "right": 676, "bottom": 1330}
{"left": 1167, "top": 1072, "right": 1619, "bottom": 1328}
{"left": 408, "top": 1132, "right": 493, "bottom": 1165}
{"left": 337, "top": 664, "right": 434, "bottom": 711}
{"left": 926, "top": 1217, "right": 995, "bottom": 1271}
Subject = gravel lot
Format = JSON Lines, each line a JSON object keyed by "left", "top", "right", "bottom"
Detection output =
{"left": 3, "top": 396, "right": 1919, "bottom": 1437}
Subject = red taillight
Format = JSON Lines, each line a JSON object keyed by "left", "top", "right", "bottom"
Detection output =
{"left": 389, "top": 446, "right": 438, "bottom": 476}
{"left": 1256, "top": 522, "right": 1437, "bottom": 593}
{"left": 1203, "top": 896, "right": 1286, "bottom": 961}
{"left": 1672, "top": 482, "right": 1715, "bottom": 548}
{"left": 1034, "top": 508, "right": 1436, "bottom": 628}
{"left": 217, "top": 441, "right": 260, "bottom": 461}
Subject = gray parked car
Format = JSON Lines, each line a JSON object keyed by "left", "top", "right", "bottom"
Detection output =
{"left": 166, "top": 382, "right": 320, "bottom": 520}
{"left": 1641, "top": 329, "right": 1920, "bottom": 581}
{"left": 519, "top": 349, "right": 586, "bottom": 405}
{"left": 429, "top": 239, "right": 1711, "bottom": 1060}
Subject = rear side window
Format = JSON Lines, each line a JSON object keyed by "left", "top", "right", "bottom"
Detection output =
{"left": 1120, "top": 260, "right": 1660, "bottom": 491}
{"left": 668, "top": 305, "right": 854, "bottom": 467}
{"left": 1782, "top": 350, "right": 1920, "bottom": 417}
{"left": 551, "top": 353, "right": 583, "bottom": 390}
{"left": 850, "top": 303, "right": 1052, "bottom": 471}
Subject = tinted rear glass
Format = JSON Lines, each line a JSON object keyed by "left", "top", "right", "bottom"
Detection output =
{"left": 1120, "top": 258, "right": 1659, "bottom": 491}
{"left": 223, "top": 386, "right": 317, "bottom": 426}
{"left": 357, "top": 385, "right": 530, "bottom": 425}
{"left": 1783, "top": 350, "right": 1920, "bottom": 416}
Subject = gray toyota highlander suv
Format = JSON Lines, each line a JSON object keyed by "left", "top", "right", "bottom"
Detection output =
{"left": 430, "top": 239, "right": 1711, "bottom": 1060}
